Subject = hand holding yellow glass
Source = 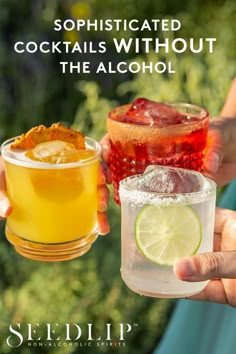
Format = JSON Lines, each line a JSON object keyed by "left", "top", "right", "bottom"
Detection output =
{"left": 1, "top": 123, "right": 104, "bottom": 262}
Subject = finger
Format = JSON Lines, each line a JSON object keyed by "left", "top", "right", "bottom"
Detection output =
{"left": 0, "top": 158, "right": 12, "bottom": 218}
{"left": 203, "top": 77, "right": 236, "bottom": 175}
{"left": 214, "top": 208, "right": 236, "bottom": 252}
{"left": 203, "top": 150, "right": 221, "bottom": 174}
{"left": 97, "top": 163, "right": 106, "bottom": 186}
{"left": 174, "top": 251, "right": 236, "bottom": 282}
{"left": 205, "top": 77, "right": 236, "bottom": 170}
{"left": 0, "top": 197, "right": 12, "bottom": 218}
{"left": 203, "top": 125, "right": 224, "bottom": 173}
{"left": 100, "top": 134, "right": 111, "bottom": 164}
{"left": 99, "top": 134, "right": 112, "bottom": 184}
{"left": 187, "top": 279, "right": 231, "bottom": 305}
{"left": 214, "top": 207, "right": 236, "bottom": 234}
{"left": 97, "top": 184, "right": 110, "bottom": 213}
{"left": 102, "top": 160, "right": 112, "bottom": 184}
{"left": 98, "top": 161, "right": 112, "bottom": 187}
{"left": 97, "top": 212, "right": 110, "bottom": 235}
{"left": 203, "top": 163, "right": 236, "bottom": 187}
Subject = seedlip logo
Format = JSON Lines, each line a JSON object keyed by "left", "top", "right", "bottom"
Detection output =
{"left": 6, "top": 322, "right": 138, "bottom": 349}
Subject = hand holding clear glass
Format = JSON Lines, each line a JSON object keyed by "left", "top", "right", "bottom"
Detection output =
{"left": 119, "top": 166, "right": 216, "bottom": 298}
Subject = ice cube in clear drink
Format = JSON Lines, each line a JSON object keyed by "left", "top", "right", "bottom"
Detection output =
{"left": 136, "top": 165, "right": 205, "bottom": 194}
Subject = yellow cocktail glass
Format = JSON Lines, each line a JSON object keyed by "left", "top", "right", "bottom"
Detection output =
{"left": 1, "top": 136, "right": 101, "bottom": 261}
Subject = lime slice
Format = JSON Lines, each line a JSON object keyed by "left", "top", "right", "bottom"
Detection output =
{"left": 135, "top": 204, "right": 202, "bottom": 266}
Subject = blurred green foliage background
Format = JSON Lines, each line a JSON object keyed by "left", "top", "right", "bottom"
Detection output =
{"left": 0, "top": 0, "right": 235, "bottom": 353}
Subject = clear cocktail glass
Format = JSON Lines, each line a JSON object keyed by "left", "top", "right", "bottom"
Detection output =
{"left": 119, "top": 165, "right": 216, "bottom": 298}
{"left": 1, "top": 136, "right": 101, "bottom": 262}
{"left": 107, "top": 100, "right": 209, "bottom": 204}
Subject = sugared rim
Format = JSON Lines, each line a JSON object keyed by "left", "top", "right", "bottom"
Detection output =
{"left": 1, "top": 136, "right": 101, "bottom": 169}
{"left": 107, "top": 102, "right": 209, "bottom": 127}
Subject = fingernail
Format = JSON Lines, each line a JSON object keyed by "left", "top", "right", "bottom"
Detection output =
{"left": 206, "top": 152, "right": 220, "bottom": 173}
{"left": 99, "top": 224, "right": 110, "bottom": 236}
{"left": 99, "top": 201, "right": 107, "bottom": 213}
{"left": 174, "top": 259, "right": 195, "bottom": 279}
{"left": 102, "top": 143, "right": 109, "bottom": 151}
{"left": 0, "top": 198, "right": 11, "bottom": 217}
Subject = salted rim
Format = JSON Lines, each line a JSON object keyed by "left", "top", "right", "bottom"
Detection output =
{"left": 119, "top": 166, "right": 216, "bottom": 199}
{"left": 1, "top": 136, "right": 101, "bottom": 169}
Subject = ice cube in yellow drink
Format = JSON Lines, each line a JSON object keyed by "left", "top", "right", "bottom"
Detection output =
{"left": 4, "top": 139, "right": 100, "bottom": 244}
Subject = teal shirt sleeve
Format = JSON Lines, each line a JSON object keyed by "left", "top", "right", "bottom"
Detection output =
{"left": 219, "top": 180, "right": 236, "bottom": 210}
{"left": 153, "top": 180, "right": 236, "bottom": 354}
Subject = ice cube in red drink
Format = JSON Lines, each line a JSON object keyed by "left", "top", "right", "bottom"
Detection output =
{"left": 123, "top": 98, "right": 183, "bottom": 126}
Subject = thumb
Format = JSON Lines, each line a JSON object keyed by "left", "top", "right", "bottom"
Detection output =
{"left": 174, "top": 251, "right": 236, "bottom": 281}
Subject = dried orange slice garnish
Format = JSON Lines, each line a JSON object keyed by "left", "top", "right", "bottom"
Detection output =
{"left": 10, "top": 123, "right": 85, "bottom": 150}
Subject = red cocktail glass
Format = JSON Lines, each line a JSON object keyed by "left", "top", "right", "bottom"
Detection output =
{"left": 107, "top": 99, "right": 209, "bottom": 204}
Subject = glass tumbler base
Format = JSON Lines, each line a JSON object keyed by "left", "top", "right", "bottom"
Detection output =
{"left": 5, "top": 225, "right": 98, "bottom": 262}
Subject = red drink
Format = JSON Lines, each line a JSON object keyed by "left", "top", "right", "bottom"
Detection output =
{"left": 107, "top": 99, "right": 209, "bottom": 204}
